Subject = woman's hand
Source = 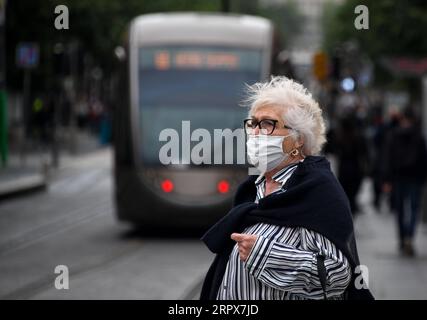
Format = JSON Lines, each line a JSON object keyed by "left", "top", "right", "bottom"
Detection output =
{"left": 231, "top": 233, "right": 258, "bottom": 261}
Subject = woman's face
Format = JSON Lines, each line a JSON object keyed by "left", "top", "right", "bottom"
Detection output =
{"left": 251, "top": 105, "right": 299, "bottom": 153}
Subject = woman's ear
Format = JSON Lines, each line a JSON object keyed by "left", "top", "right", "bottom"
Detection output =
{"left": 295, "top": 135, "right": 304, "bottom": 149}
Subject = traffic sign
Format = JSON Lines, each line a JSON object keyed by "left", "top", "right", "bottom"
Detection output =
{"left": 16, "top": 42, "right": 39, "bottom": 69}
{"left": 0, "top": 0, "right": 5, "bottom": 26}
{"left": 313, "top": 51, "right": 328, "bottom": 82}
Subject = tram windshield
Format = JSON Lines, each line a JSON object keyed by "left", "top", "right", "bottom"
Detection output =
{"left": 138, "top": 46, "right": 263, "bottom": 166}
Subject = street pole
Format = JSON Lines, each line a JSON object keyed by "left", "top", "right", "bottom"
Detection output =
{"left": 21, "top": 68, "right": 30, "bottom": 165}
{"left": 51, "top": 91, "right": 59, "bottom": 168}
{"left": 16, "top": 42, "right": 39, "bottom": 166}
{"left": 221, "top": 0, "right": 230, "bottom": 12}
{"left": 52, "top": 42, "right": 65, "bottom": 168}
{"left": 422, "top": 75, "right": 427, "bottom": 140}
{"left": 422, "top": 75, "right": 427, "bottom": 223}
{"left": 68, "top": 41, "right": 78, "bottom": 154}
{"left": 0, "top": 0, "right": 7, "bottom": 167}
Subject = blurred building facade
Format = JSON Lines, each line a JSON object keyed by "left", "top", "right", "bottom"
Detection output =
{"left": 260, "top": 0, "right": 344, "bottom": 81}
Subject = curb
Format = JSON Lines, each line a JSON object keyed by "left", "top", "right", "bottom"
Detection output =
{"left": 0, "top": 171, "right": 48, "bottom": 200}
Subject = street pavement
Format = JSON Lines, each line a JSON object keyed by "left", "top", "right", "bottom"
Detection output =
{"left": 353, "top": 179, "right": 427, "bottom": 299}
{"left": 0, "top": 130, "right": 103, "bottom": 198}
{"left": 0, "top": 148, "right": 426, "bottom": 300}
{"left": 0, "top": 148, "right": 213, "bottom": 300}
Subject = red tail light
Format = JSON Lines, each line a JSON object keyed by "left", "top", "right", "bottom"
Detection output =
{"left": 161, "top": 179, "right": 174, "bottom": 193}
{"left": 217, "top": 180, "right": 230, "bottom": 194}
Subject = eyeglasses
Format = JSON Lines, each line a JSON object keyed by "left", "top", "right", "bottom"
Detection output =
{"left": 243, "top": 118, "right": 293, "bottom": 135}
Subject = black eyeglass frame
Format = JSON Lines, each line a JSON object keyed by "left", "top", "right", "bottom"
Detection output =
{"left": 243, "top": 118, "right": 294, "bottom": 135}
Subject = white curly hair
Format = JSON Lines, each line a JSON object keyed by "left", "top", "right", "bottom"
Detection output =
{"left": 245, "top": 76, "right": 326, "bottom": 156}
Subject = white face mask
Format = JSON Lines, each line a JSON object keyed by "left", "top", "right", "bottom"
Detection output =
{"left": 246, "top": 134, "right": 295, "bottom": 174}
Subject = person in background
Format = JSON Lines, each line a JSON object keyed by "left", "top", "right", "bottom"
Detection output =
{"left": 382, "top": 107, "right": 427, "bottom": 256}
{"left": 334, "top": 113, "right": 369, "bottom": 216}
{"left": 369, "top": 108, "right": 400, "bottom": 212}
{"left": 370, "top": 112, "right": 384, "bottom": 211}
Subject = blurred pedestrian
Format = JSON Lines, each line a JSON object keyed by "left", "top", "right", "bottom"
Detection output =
{"left": 382, "top": 107, "right": 427, "bottom": 257}
{"left": 369, "top": 112, "right": 384, "bottom": 211}
{"left": 30, "top": 94, "right": 52, "bottom": 147}
{"left": 88, "top": 97, "right": 104, "bottom": 135}
{"left": 374, "top": 110, "right": 401, "bottom": 213}
{"left": 334, "top": 114, "right": 369, "bottom": 216}
{"left": 200, "top": 77, "right": 373, "bottom": 300}
{"left": 370, "top": 110, "right": 400, "bottom": 211}
{"left": 76, "top": 94, "right": 89, "bottom": 130}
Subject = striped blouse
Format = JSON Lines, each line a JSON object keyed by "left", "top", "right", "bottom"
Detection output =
{"left": 217, "top": 161, "right": 352, "bottom": 300}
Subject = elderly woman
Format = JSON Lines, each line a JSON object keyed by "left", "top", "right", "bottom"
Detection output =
{"left": 200, "top": 77, "right": 373, "bottom": 300}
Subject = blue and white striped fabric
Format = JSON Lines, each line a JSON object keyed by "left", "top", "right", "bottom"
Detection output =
{"left": 254, "top": 161, "right": 299, "bottom": 202}
{"left": 217, "top": 161, "right": 352, "bottom": 300}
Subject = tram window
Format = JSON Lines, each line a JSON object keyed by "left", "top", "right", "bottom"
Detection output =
{"left": 137, "top": 46, "right": 263, "bottom": 166}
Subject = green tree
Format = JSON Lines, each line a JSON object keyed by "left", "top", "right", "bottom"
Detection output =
{"left": 6, "top": 0, "right": 222, "bottom": 91}
{"left": 7, "top": 0, "right": 304, "bottom": 95}
{"left": 257, "top": 0, "right": 303, "bottom": 49}
{"left": 323, "top": 0, "right": 427, "bottom": 91}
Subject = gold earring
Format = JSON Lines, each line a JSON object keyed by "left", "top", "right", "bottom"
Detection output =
{"left": 291, "top": 149, "right": 299, "bottom": 157}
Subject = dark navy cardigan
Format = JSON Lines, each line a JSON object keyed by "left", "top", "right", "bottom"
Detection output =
{"left": 200, "top": 156, "right": 374, "bottom": 300}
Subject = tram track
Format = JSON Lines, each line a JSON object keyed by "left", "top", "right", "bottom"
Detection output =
{"left": 0, "top": 199, "right": 111, "bottom": 257}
